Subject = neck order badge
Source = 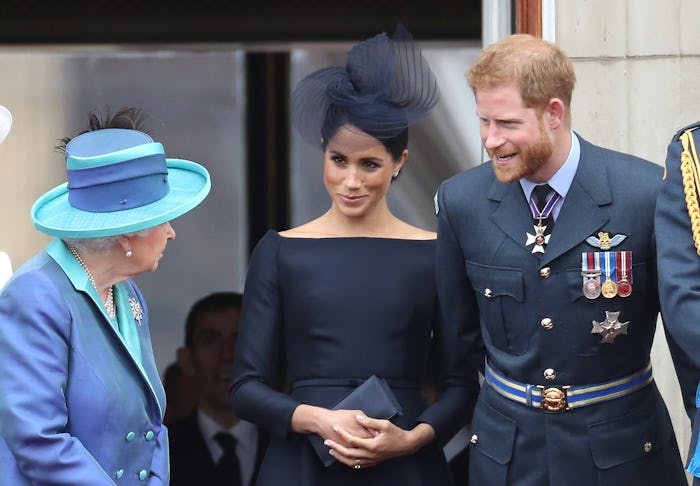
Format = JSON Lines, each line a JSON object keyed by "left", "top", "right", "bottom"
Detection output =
{"left": 525, "top": 184, "right": 560, "bottom": 254}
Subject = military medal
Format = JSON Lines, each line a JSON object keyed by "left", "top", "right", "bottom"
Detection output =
{"left": 616, "top": 250, "right": 633, "bottom": 297}
{"left": 525, "top": 188, "right": 561, "bottom": 254}
{"left": 581, "top": 252, "right": 601, "bottom": 299}
{"left": 600, "top": 251, "right": 618, "bottom": 298}
{"left": 583, "top": 278, "right": 601, "bottom": 299}
{"left": 526, "top": 222, "right": 550, "bottom": 254}
{"left": 592, "top": 310, "right": 629, "bottom": 344}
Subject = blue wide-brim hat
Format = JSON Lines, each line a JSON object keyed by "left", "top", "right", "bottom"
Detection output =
{"left": 31, "top": 128, "right": 211, "bottom": 238}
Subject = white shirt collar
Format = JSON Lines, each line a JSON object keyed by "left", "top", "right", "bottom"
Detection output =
{"left": 197, "top": 409, "right": 259, "bottom": 485}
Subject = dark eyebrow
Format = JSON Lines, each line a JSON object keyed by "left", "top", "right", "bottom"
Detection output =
{"left": 360, "top": 157, "right": 383, "bottom": 164}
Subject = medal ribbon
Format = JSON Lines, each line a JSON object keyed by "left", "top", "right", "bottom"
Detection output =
{"left": 582, "top": 251, "right": 601, "bottom": 274}
{"left": 616, "top": 250, "right": 632, "bottom": 283}
{"left": 601, "top": 251, "right": 616, "bottom": 281}
{"left": 528, "top": 190, "right": 562, "bottom": 221}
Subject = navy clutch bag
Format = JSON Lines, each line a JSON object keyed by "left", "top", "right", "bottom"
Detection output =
{"left": 309, "top": 375, "right": 403, "bottom": 466}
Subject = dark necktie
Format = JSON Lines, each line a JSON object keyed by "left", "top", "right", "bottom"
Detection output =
{"left": 214, "top": 432, "right": 243, "bottom": 486}
{"left": 532, "top": 184, "right": 556, "bottom": 234}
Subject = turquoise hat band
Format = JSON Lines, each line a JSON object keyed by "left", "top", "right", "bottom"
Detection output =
{"left": 66, "top": 142, "right": 165, "bottom": 169}
{"left": 31, "top": 159, "right": 211, "bottom": 238}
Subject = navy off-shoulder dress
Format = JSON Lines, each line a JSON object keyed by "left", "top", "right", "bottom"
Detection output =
{"left": 231, "top": 230, "right": 476, "bottom": 486}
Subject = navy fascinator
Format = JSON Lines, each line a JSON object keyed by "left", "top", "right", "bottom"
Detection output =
{"left": 291, "top": 24, "right": 440, "bottom": 149}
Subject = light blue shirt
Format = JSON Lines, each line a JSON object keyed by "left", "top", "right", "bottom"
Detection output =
{"left": 519, "top": 131, "right": 581, "bottom": 221}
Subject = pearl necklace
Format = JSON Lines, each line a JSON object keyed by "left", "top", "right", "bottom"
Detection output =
{"left": 67, "top": 245, "right": 115, "bottom": 318}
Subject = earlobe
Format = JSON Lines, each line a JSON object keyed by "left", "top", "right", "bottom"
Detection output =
{"left": 118, "top": 235, "right": 131, "bottom": 252}
{"left": 547, "top": 98, "right": 565, "bottom": 129}
{"left": 397, "top": 149, "right": 408, "bottom": 172}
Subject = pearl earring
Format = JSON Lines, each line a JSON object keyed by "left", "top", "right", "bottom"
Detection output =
{"left": 125, "top": 249, "right": 133, "bottom": 257}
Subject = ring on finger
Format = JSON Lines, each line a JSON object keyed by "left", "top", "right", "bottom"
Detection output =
{"left": 354, "top": 459, "right": 361, "bottom": 470}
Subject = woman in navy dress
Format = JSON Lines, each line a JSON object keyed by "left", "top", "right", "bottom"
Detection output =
{"left": 231, "top": 26, "right": 478, "bottom": 486}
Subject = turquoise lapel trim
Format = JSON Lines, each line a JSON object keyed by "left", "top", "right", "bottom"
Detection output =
{"left": 120, "top": 281, "right": 166, "bottom": 418}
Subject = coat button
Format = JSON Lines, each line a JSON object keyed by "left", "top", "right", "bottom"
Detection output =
{"left": 484, "top": 288, "right": 493, "bottom": 299}
{"left": 138, "top": 470, "right": 148, "bottom": 481}
{"left": 145, "top": 430, "right": 154, "bottom": 441}
{"left": 539, "top": 267, "right": 551, "bottom": 279}
{"left": 543, "top": 368, "right": 556, "bottom": 380}
{"left": 115, "top": 469, "right": 124, "bottom": 479}
{"left": 644, "top": 441, "right": 653, "bottom": 453}
{"left": 125, "top": 432, "right": 135, "bottom": 442}
{"left": 470, "top": 434, "right": 478, "bottom": 444}
{"left": 540, "top": 317, "right": 554, "bottom": 330}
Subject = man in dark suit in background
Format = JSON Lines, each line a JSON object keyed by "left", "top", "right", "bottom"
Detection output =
{"left": 435, "top": 34, "right": 691, "bottom": 485}
{"left": 168, "top": 292, "right": 265, "bottom": 486}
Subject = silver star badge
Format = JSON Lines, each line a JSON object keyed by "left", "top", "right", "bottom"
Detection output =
{"left": 592, "top": 311, "right": 628, "bottom": 344}
{"left": 129, "top": 297, "right": 143, "bottom": 327}
{"left": 525, "top": 223, "right": 551, "bottom": 254}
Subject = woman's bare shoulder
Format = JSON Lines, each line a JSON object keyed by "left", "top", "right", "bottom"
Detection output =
{"left": 279, "top": 219, "right": 334, "bottom": 239}
{"left": 393, "top": 221, "right": 436, "bottom": 240}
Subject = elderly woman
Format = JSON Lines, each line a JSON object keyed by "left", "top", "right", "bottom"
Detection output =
{"left": 0, "top": 104, "right": 13, "bottom": 288}
{"left": 0, "top": 109, "right": 210, "bottom": 485}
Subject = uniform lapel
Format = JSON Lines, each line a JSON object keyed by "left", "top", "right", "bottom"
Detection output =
{"left": 122, "top": 282, "right": 166, "bottom": 417}
{"left": 488, "top": 179, "right": 535, "bottom": 253}
{"left": 541, "top": 139, "right": 612, "bottom": 266}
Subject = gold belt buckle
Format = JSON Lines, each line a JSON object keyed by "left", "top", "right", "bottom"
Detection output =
{"left": 537, "top": 385, "right": 570, "bottom": 412}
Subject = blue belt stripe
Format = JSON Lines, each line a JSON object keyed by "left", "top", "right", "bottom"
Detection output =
{"left": 484, "top": 361, "right": 652, "bottom": 410}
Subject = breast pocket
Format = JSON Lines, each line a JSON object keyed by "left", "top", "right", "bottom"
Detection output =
{"left": 466, "top": 261, "right": 526, "bottom": 354}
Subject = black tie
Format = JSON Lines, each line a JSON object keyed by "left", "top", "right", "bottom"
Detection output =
{"left": 532, "top": 184, "right": 555, "bottom": 234}
{"left": 214, "top": 432, "right": 243, "bottom": 486}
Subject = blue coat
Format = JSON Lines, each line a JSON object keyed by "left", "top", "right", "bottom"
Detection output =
{"left": 0, "top": 239, "right": 169, "bottom": 485}
{"left": 436, "top": 135, "right": 689, "bottom": 486}
{"left": 656, "top": 121, "right": 700, "bottom": 482}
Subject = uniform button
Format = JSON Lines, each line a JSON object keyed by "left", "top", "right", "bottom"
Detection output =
{"left": 470, "top": 434, "right": 478, "bottom": 444}
{"left": 125, "top": 432, "right": 135, "bottom": 442}
{"left": 540, "top": 317, "right": 554, "bottom": 330}
{"left": 543, "top": 368, "right": 556, "bottom": 381}
{"left": 115, "top": 469, "right": 124, "bottom": 479}
{"left": 539, "top": 267, "right": 551, "bottom": 279}
{"left": 484, "top": 288, "right": 493, "bottom": 299}
{"left": 145, "top": 430, "right": 154, "bottom": 441}
{"left": 138, "top": 470, "right": 148, "bottom": 481}
{"left": 644, "top": 441, "right": 653, "bottom": 453}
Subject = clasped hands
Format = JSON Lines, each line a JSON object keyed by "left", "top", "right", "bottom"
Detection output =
{"left": 320, "top": 409, "right": 432, "bottom": 470}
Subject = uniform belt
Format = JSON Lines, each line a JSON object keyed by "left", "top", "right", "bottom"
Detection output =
{"left": 484, "top": 361, "right": 653, "bottom": 412}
